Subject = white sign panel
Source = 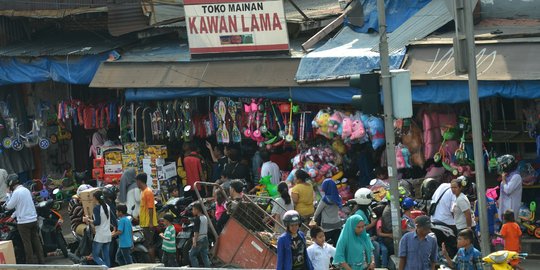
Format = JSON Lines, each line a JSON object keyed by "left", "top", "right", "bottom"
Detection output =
{"left": 184, "top": 0, "right": 289, "bottom": 54}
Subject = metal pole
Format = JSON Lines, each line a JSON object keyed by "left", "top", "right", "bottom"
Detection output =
{"left": 462, "top": 0, "right": 490, "bottom": 255}
{"left": 377, "top": 0, "right": 401, "bottom": 253}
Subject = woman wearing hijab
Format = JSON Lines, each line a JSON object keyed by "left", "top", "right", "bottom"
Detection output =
{"left": 118, "top": 168, "right": 141, "bottom": 218}
{"left": 312, "top": 179, "right": 343, "bottom": 245}
{"left": 334, "top": 214, "right": 375, "bottom": 270}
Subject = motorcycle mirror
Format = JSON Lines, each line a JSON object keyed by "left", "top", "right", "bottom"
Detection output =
{"left": 53, "top": 188, "right": 60, "bottom": 195}
{"left": 369, "top": 179, "right": 377, "bottom": 186}
{"left": 183, "top": 185, "right": 192, "bottom": 192}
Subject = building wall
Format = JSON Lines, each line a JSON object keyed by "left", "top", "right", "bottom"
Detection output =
{"left": 481, "top": 0, "right": 540, "bottom": 19}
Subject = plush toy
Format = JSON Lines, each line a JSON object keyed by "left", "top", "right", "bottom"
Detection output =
{"left": 312, "top": 110, "right": 331, "bottom": 138}
{"left": 366, "top": 116, "right": 385, "bottom": 150}
{"left": 396, "top": 145, "right": 406, "bottom": 169}
{"left": 332, "top": 139, "right": 346, "bottom": 155}
{"left": 342, "top": 117, "right": 353, "bottom": 139}
{"left": 328, "top": 111, "right": 343, "bottom": 137}
{"left": 401, "top": 147, "right": 412, "bottom": 168}
{"left": 350, "top": 119, "right": 366, "bottom": 140}
{"left": 259, "top": 175, "right": 278, "bottom": 197}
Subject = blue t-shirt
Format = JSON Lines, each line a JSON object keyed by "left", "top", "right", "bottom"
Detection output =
{"left": 118, "top": 216, "right": 133, "bottom": 248}
{"left": 474, "top": 196, "right": 498, "bottom": 235}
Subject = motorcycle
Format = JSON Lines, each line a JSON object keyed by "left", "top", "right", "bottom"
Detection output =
{"left": 0, "top": 200, "right": 67, "bottom": 263}
{"left": 35, "top": 200, "right": 69, "bottom": 258}
{"left": 482, "top": 250, "right": 527, "bottom": 270}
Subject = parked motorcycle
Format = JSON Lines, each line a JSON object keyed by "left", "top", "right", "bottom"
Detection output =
{"left": 35, "top": 200, "right": 68, "bottom": 258}
{"left": 0, "top": 213, "right": 25, "bottom": 263}
{"left": 482, "top": 250, "right": 527, "bottom": 270}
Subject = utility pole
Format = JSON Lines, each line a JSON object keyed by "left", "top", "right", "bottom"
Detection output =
{"left": 377, "top": 0, "right": 401, "bottom": 253}
{"left": 453, "top": 0, "right": 490, "bottom": 255}
{"left": 463, "top": 0, "right": 490, "bottom": 255}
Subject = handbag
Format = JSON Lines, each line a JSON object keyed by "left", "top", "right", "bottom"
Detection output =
{"left": 429, "top": 188, "right": 450, "bottom": 216}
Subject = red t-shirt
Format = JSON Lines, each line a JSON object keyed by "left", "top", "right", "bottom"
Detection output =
{"left": 183, "top": 152, "right": 202, "bottom": 187}
{"left": 501, "top": 222, "right": 522, "bottom": 252}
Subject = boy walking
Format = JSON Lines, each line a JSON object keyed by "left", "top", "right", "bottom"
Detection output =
{"left": 159, "top": 214, "right": 178, "bottom": 267}
{"left": 114, "top": 204, "right": 133, "bottom": 266}
{"left": 189, "top": 203, "right": 211, "bottom": 267}
{"left": 441, "top": 228, "right": 483, "bottom": 270}
{"left": 307, "top": 226, "right": 336, "bottom": 270}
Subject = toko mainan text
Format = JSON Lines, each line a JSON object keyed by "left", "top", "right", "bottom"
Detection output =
{"left": 188, "top": 2, "right": 283, "bottom": 34}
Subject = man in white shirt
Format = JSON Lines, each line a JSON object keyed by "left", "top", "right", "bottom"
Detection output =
{"left": 430, "top": 182, "right": 457, "bottom": 258}
{"left": 260, "top": 151, "right": 281, "bottom": 185}
{"left": 5, "top": 174, "right": 44, "bottom": 264}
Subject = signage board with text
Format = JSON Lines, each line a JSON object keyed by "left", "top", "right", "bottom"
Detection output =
{"left": 184, "top": 0, "right": 289, "bottom": 54}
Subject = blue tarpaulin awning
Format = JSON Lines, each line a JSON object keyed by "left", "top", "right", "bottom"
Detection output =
{"left": 126, "top": 87, "right": 360, "bottom": 104}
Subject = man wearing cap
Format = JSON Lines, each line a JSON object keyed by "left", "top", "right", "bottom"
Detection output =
{"left": 398, "top": 215, "right": 438, "bottom": 270}
{"left": 5, "top": 174, "right": 45, "bottom": 264}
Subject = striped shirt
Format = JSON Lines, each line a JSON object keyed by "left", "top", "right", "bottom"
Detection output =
{"left": 162, "top": 225, "right": 177, "bottom": 253}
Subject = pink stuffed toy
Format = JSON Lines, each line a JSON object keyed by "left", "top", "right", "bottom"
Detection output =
{"left": 328, "top": 111, "right": 343, "bottom": 137}
{"left": 350, "top": 120, "right": 366, "bottom": 140}
{"left": 342, "top": 117, "right": 353, "bottom": 139}
{"left": 396, "top": 145, "right": 406, "bottom": 169}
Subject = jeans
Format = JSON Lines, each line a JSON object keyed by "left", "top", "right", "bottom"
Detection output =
{"left": 17, "top": 221, "right": 44, "bottom": 264}
{"left": 116, "top": 247, "right": 133, "bottom": 266}
{"left": 189, "top": 238, "right": 211, "bottom": 267}
{"left": 92, "top": 241, "right": 111, "bottom": 267}
{"left": 162, "top": 251, "right": 178, "bottom": 267}
{"left": 377, "top": 239, "right": 389, "bottom": 267}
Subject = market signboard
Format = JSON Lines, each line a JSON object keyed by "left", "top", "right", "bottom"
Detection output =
{"left": 184, "top": 0, "right": 289, "bottom": 55}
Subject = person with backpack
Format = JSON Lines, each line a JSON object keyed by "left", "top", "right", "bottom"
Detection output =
{"left": 430, "top": 182, "right": 457, "bottom": 258}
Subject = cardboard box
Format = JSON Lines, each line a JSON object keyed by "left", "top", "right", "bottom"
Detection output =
{"left": 93, "top": 158, "right": 105, "bottom": 168}
{"left": 103, "top": 173, "right": 122, "bottom": 185}
{"left": 104, "top": 164, "right": 123, "bottom": 174}
{"left": 92, "top": 168, "right": 104, "bottom": 180}
{"left": 80, "top": 187, "right": 98, "bottom": 217}
{"left": 0, "top": 241, "right": 16, "bottom": 264}
{"left": 158, "top": 162, "right": 177, "bottom": 181}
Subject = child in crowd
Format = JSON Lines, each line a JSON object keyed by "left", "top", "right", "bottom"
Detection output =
{"left": 474, "top": 194, "right": 499, "bottom": 240}
{"left": 277, "top": 210, "right": 313, "bottom": 270}
{"left": 159, "top": 214, "right": 178, "bottom": 267}
{"left": 401, "top": 197, "right": 416, "bottom": 233}
{"left": 114, "top": 204, "right": 133, "bottom": 266}
{"left": 189, "top": 203, "right": 211, "bottom": 267}
{"left": 441, "top": 228, "right": 483, "bottom": 270}
{"left": 307, "top": 226, "right": 336, "bottom": 270}
{"left": 169, "top": 186, "right": 180, "bottom": 198}
{"left": 498, "top": 209, "right": 523, "bottom": 270}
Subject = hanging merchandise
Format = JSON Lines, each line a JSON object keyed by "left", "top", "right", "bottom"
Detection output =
{"left": 363, "top": 115, "right": 385, "bottom": 150}
{"left": 228, "top": 99, "right": 242, "bottom": 143}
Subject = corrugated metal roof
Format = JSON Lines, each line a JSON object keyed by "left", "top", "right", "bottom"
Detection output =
{"left": 370, "top": 0, "right": 477, "bottom": 53}
{"left": 284, "top": 0, "right": 341, "bottom": 21}
{"left": 107, "top": 1, "right": 150, "bottom": 37}
{"left": 0, "top": 17, "right": 27, "bottom": 47}
{"left": 0, "top": 32, "right": 137, "bottom": 57}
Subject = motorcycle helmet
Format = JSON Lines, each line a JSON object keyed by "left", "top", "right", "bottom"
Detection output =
{"left": 282, "top": 210, "right": 301, "bottom": 226}
{"left": 102, "top": 184, "right": 118, "bottom": 202}
{"left": 497, "top": 154, "right": 517, "bottom": 174}
{"left": 421, "top": 178, "right": 439, "bottom": 200}
{"left": 354, "top": 188, "right": 374, "bottom": 206}
{"left": 76, "top": 184, "right": 93, "bottom": 196}
{"left": 7, "top": 174, "right": 19, "bottom": 191}
{"left": 401, "top": 197, "right": 417, "bottom": 210}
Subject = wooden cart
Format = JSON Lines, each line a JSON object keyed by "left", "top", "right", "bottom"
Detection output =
{"left": 194, "top": 182, "right": 290, "bottom": 269}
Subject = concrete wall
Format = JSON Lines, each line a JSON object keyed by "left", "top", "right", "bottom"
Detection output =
{"left": 481, "top": 0, "right": 540, "bottom": 19}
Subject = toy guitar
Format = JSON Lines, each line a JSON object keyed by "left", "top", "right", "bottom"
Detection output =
{"left": 285, "top": 99, "right": 294, "bottom": 142}
{"left": 218, "top": 99, "right": 229, "bottom": 143}
{"left": 214, "top": 100, "right": 223, "bottom": 143}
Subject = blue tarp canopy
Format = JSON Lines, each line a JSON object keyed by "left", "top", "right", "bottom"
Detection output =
{"left": 349, "top": 0, "right": 432, "bottom": 32}
{"left": 126, "top": 87, "right": 360, "bottom": 104}
{"left": 126, "top": 80, "right": 540, "bottom": 104}
{"left": 412, "top": 81, "right": 540, "bottom": 104}
{"left": 0, "top": 54, "right": 109, "bottom": 85}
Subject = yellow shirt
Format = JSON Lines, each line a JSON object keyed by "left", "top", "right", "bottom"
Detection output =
{"left": 291, "top": 183, "right": 314, "bottom": 217}
{"left": 139, "top": 187, "right": 158, "bottom": 227}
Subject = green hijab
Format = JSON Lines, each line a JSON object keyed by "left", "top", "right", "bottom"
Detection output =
{"left": 333, "top": 214, "right": 374, "bottom": 269}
